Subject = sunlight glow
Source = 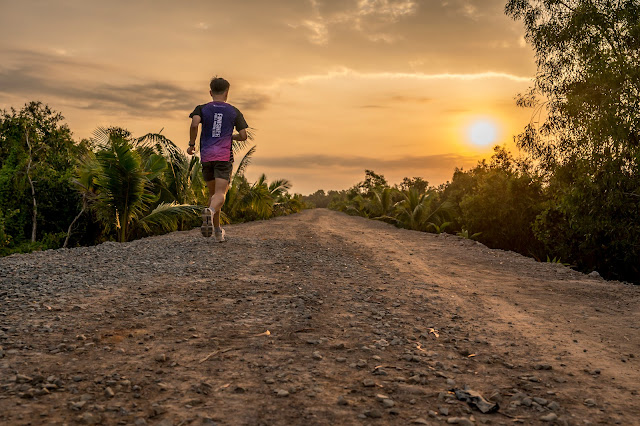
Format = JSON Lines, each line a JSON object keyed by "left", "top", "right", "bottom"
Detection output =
{"left": 467, "top": 120, "right": 499, "bottom": 147}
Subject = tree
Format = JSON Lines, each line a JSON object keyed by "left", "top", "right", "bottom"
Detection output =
{"left": 0, "top": 102, "right": 79, "bottom": 251}
{"left": 398, "top": 177, "right": 429, "bottom": 194}
{"left": 507, "top": 0, "right": 640, "bottom": 281}
{"left": 358, "top": 169, "right": 388, "bottom": 194}
{"left": 506, "top": 0, "right": 640, "bottom": 166}
{"left": 81, "top": 128, "right": 199, "bottom": 242}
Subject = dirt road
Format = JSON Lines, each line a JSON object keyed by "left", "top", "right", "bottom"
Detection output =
{"left": 1, "top": 209, "right": 639, "bottom": 425}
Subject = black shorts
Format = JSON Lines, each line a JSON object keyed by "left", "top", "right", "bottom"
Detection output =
{"left": 202, "top": 161, "right": 233, "bottom": 182}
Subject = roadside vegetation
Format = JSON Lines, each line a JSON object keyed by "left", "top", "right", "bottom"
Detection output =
{"left": 0, "top": 102, "right": 305, "bottom": 254}
{"left": 306, "top": 1, "right": 640, "bottom": 284}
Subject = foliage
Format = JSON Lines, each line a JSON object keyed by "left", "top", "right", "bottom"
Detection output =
{"left": 329, "top": 171, "right": 454, "bottom": 233}
{"left": 454, "top": 147, "right": 547, "bottom": 257}
{"left": 0, "top": 102, "right": 79, "bottom": 254}
{"left": 0, "top": 102, "right": 303, "bottom": 254}
{"left": 457, "top": 229, "right": 481, "bottom": 240}
{"left": 506, "top": 0, "right": 640, "bottom": 282}
{"left": 223, "top": 146, "right": 305, "bottom": 222}
{"left": 505, "top": 0, "right": 640, "bottom": 167}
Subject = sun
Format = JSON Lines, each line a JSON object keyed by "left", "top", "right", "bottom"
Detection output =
{"left": 467, "top": 119, "right": 500, "bottom": 147}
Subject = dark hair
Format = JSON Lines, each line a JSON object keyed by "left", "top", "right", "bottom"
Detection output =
{"left": 210, "top": 77, "right": 230, "bottom": 94}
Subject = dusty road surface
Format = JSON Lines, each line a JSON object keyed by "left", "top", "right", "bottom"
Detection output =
{"left": 1, "top": 209, "right": 639, "bottom": 425}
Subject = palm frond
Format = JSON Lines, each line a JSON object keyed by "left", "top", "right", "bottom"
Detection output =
{"left": 135, "top": 202, "right": 200, "bottom": 234}
{"left": 269, "top": 178, "right": 292, "bottom": 196}
{"left": 233, "top": 145, "right": 257, "bottom": 182}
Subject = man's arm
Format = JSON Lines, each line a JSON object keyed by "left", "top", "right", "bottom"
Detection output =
{"left": 187, "top": 115, "right": 201, "bottom": 155}
{"left": 232, "top": 128, "right": 248, "bottom": 141}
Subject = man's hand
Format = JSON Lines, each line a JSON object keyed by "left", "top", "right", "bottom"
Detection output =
{"left": 187, "top": 145, "right": 195, "bottom": 155}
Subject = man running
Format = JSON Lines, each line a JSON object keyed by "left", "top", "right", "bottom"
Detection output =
{"left": 187, "top": 77, "right": 249, "bottom": 242}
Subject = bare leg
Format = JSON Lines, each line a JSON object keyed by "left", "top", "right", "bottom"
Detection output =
{"left": 208, "top": 178, "right": 229, "bottom": 229}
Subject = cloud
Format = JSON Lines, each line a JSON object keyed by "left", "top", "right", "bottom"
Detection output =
{"left": 298, "top": 19, "right": 329, "bottom": 45}
{"left": 390, "top": 95, "right": 432, "bottom": 103}
{"left": 253, "top": 153, "right": 479, "bottom": 172}
{"left": 293, "top": 0, "right": 418, "bottom": 45}
{"left": 234, "top": 92, "right": 272, "bottom": 111}
{"left": 0, "top": 49, "right": 200, "bottom": 116}
{"left": 278, "top": 66, "right": 533, "bottom": 86}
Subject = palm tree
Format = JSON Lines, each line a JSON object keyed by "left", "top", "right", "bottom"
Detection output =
{"left": 222, "top": 145, "right": 300, "bottom": 222}
{"left": 394, "top": 188, "right": 453, "bottom": 232}
{"left": 81, "top": 128, "right": 199, "bottom": 242}
{"left": 369, "top": 187, "right": 396, "bottom": 221}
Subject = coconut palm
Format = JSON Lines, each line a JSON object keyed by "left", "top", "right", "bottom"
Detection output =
{"left": 394, "top": 188, "right": 454, "bottom": 232}
{"left": 222, "top": 145, "right": 301, "bottom": 222}
{"left": 81, "top": 128, "right": 199, "bottom": 242}
{"left": 369, "top": 187, "right": 397, "bottom": 221}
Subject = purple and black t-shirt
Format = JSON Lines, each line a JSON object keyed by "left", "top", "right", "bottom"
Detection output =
{"left": 189, "top": 102, "right": 248, "bottom": 163}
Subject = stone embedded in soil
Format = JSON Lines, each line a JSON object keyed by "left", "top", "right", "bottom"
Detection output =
{"left": 77, "top": 412, "right": 100, "bottom": 424}
{"left": 337, "top": 396, "right": 349, "bottom": 406}
{"left": 276, "top": 389, "right": 290, "bottom": 397}
{"left": 382, "top": 399, "right": 395, "bottom": 408}
{"left": 362, "top": 379, "right": 375, "bottom": 387}
{"left": 364, "top": 409, "right": 383, "bottom": 418}
{"left": 548, "top": 401, "right": 560, "bottom": 411}
{"left": 533, "top": 397, "right": 548, "bottom": 405}
{"left": 70, "top": 401, "right": 87, "bottom": 410}
{"left": 447, "top": 417, "right": 474, "bottom": 426}
{"left": 312, "top": 351, "right": 323, "bottom": 360}
{"left": 535, "top": 363, "right": 553, "bottom": 370}
{"left": 540, "top": 412, "right": 558, "bottom": 422}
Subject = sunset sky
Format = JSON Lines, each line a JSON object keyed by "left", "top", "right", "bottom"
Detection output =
{"left": 0, "top": 0, "right": 537, "bottom": 194}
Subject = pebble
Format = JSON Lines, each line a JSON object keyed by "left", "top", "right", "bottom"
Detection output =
{"left": 533, "top": 397, "right": 548, "bottom": 405}
{"left": 78, "top": 412, "right": 100, "bottom": 424}
{"left": 584, "top": 398, "right": 597, "bottom": 407}
{"left": 412, "top": 419, "right": 429, "bottom": 425}
{"left": 382, "top": 399, "right": 395, "bottom": 408}
{"left": 547, "top": 401, "right": 560, "bottom": 411}
{"left": 540, "top": 412, "right": 558, "bottom": 422}
{"left": 365, "top": 409, "right": 383, "bottom": 418}
{"left": 447, "top": 417, "right": 474, "bottom": 426}
{"left": 362, "top": 379, "right": 375, "bottom": 387}
{"left": 16, "top": 374, "right": 33, "bottom": 383}
{"left": 336, "top": 357, "right": 347, "bottom": 363}
{"left": 105, "top": 387, "right": 115, "bottom": 398}
{"left": 276, "top": 389, "right": 289, "bottom": 397}
{"left": 312, "top": 351, "right": 323, "bottom": 360}
{"left": 534, "top": 364, "right": 553, "bottom": 370}
{"left": 337, "top": 396, "right": 349, "bottom": 406}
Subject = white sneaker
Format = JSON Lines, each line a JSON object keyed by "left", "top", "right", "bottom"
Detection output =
{"left": 201, "top": 208, "right": 214, "bottom": 237}
{"left": 214, "top": 228, "right": 226, "bottom": 243}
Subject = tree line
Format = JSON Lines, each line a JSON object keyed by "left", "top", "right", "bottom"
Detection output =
{"left": 0, "top": 102, "right": 305, "bottom": 253}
